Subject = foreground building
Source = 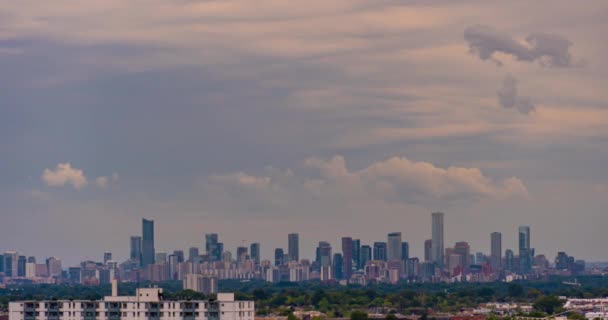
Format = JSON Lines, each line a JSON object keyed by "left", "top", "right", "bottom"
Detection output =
{"left": 9, "top": 281, "right": 253, "bottom": 320}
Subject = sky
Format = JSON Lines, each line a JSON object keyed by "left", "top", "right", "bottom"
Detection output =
{"left": 1, "top": 0, "right": 607, "bottom": 266}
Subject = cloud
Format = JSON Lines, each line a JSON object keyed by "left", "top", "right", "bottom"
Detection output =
{"left": 42, "top": 163, "right": 88, "bottom": 189}
{"left": 95, "top": 173, "right": 119, "bottom": 188}
{"left": 497, "top": 74, "right": 535, "bottom": 114}
{"left": 202, "top": 155, "right": 528, "bottom": 214}
{"left": 464, "top": 25, "right": 578, "bottom": 67}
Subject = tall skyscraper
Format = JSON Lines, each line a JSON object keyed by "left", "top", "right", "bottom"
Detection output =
{"left": 103, "top": 252, "right": 112, "bottom": 264}
{"left": 341, "top": 237, "right": 353, "bottom": 279}
{"left": 401, "top": 242, "right": 409, "bottom": 261}
{"left": 3, "top": 252, "right": 18, "bottom": 277}
{"left": 373, "top": 242, "right": 387, "bottom": 261}
{"left": 0, "top": 254, "right": 4, "bottom": 274}
{"left": 205, "top": 233, "right": 220, "bottom": 262}
{"left": 505, "top": 249, "right": 515, "bottom": 272}
{"left": 318, "top": 242, "right": 332, "bottom": 267}
{"left": 333, "top": 253, "right": 343, "bottom": 280}
{"left": 518, "top": 226, "right": 531, "bottom": 274}
{"left": 424, "top": 239, "right": 432, "bottom": 262}
{"left": 17, "top": 256, "right": 26, "bottom": 277}
{"left": 352, "top": 239, "right": 361, "bottom": 270}
{"left": 250, "top": 243, "right": 260, "bottom": 265}
{"left": 431, "top": 212, "right": 445, "bottom": 268}
{"left": 490, "top": 232, "right": 502, "bottom": 271}
{"left": 288, "top": 233, "right": 299, "bottom": 262}
{"left": 130, "top": 236, "right": 142, "bottom": 261}
{"left": 141, "top": 218, "right": 155, "bottom": 267}
{"left": 236, "top": 247, "right": 248, "bottom": 263}
{"left": 274, "top": 248, "right": 284, "bottom": 266}
{"left": 387, "top": 232, "right": 402, "bottom": 261}
{"left": 188, "top": 247, "right": 200, "bottom": 262}
{"left": 453, "top": 241, "right": 471, "bottom": 274}
{"left": 361, "top": 245, "right": 372, "bottom": 268}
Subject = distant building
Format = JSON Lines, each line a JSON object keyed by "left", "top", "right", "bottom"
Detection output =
{"left": 424, "top": 239, "right": 432, "bottom": 262}
{"left": 387, "top": 232, "right": 402, "bottom": 261}
{"left": 103, "top": 253, "right": 112, "bottom": 265}
{"left": 274, "top": 248, "right": 284, "bottom": 266}
{"left": 401, "top": 242, "right": 409, "bottom": 261}
{"left": 188, "top": 247, "right": 199, "bottom": 262}
{"left": 141, "top": 219, "right": 155, "bottom": 267}
{"left": 183, "top": 274, "right": 218, "bottom": 295}
{"left": 130, "top": 236, "right": 142, "bottom": 262}
{"left": 518, "top": 226, "right": 532, "bottom": 274}
{"left": 250, "top": 243, "right": 260, "bottom": 265}
{"left": 288, "top": 233, "right": 299, "bottom": 262}
{"left": 361, "top": 245, "right": 372, "bottom": 269}
{"left": 432, "top": 212, "right": 445, "bottom": 268}
{"left": 332, "top": 253, "right": 343, "bottom": 279}
{"left": 352, "top": 239, "right": 361, "bottom": 270}
{"left": 341, "top": 237, "right": 353, "bottom": 279}
{"left": 491, "top": 232, "right": 502, "bottom": 272}
{"left": 373, "top": 242, "right": 387, "bottom": 261}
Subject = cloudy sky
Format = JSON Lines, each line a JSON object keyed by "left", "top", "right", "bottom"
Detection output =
{"left": 1, "top": 0, "right": 607, "bottom": 265}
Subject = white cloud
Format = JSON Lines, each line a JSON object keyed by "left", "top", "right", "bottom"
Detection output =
{"left": 95, "top": 173, "right": 119, "bottom": 188}
{"left": 42, "top": 163, "right": 88, "bottom": 189}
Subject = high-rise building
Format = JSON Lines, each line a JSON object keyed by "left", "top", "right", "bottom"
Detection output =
{"left": 361, "top": 245, "right": 372, "bottom": 268}
{"left": 518, "top": 226, "right": 531, "bottom": 274}
{"left": 3, "top": 252, "right": 18, "bottom": 277}
{"left": 387, "top": 232, "right": 402, "bottom": 261}
{"left": 333, "top": 253, "right": 343, "bottom": 280}
{"left": 401, "top": 242, "right": 409, "bottom": 261}
{"left": 505, "top": 249, "right": 514, "bottom": 272}
{"left": 183, "top": 274, "right": 218, "bottom": 295}
{"left": 141, "top": 219, "right": 155, "bottom": 267}
{"left": 352, "top": 239, "right": 361, "bottom": 270}
{"left": 104, "top": 253, "right": 112, "bottom": 265}
{"left": 490, "top": 232, "right": 502, "bottom": 271}
{"left": 0, "top": 254, "right": 4, "bottom": 274}
{"left": 341, "top": 237, "right": 353, "bottom": 279}
{"left": 431, "top": 212, "right": 445, "bottom": 268}
{"left": 373, "top": 242, "right": 387, "bottom": 261}
{"left": 236, "top": 247, "right": 248, "bottom": 263}
{"left": 288, "top": 233, "right": 299, "bottom": 262}
{"left": 205, "top": 233, "right": 221, "bottom": 262}
{"left": 17, "top": 256, "right": 27, "bottom": 277}
{"left": 453, "top": 241, "right": 471, "bottom": 274}
{"left": 250, "top": 243, "right": 260, "bottom": 265}
{"left": 130, "top": 236, "right": 142, "bottom": 262}
{"left": 274, "top": 248, "right": 284, "bottom": 266}
{"left": 424, "top": 239, "right": 432, "bottom": 262}
{"left": 27, "top": 256, "right": 36, "bottom": 264}
{"left": 188, "top": 247, "right": 200, "bottom": 262}
{"left": 46, "top": 257, "right": 62, "bottom": 277}
{"left": 173, "top": 250, "right": 185, "bottom": 263}
{"left": 317, "top": 241, "right": 332, "bottom": 267}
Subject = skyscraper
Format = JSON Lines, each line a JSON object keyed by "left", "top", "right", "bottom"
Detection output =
{"left": 274, "top": 248, "right": 284, "bottom": 266}
{"left": 236, "top": 247, "right": 248, "bottom": 263}
{"left": 17, "top": 256, "right": 26, "bottom": 277}
{"left": 505, "top": 249, "right": 514, "bottom": 272}
{"left": 373, "top": 242, "right": 387, "bottom": 261}
{"left": 453, "top": 241, "right": 471, "bottom": 274}
{"left": 205, "top": 233, "right": 220, "bottom": 262}
{"left": 401, "top": 242, "right": 409, "bottom": 261}
{"left": 130, "top": 236, "right": 142, "bottom": 262}
{"left": 288, "top": 233, "right": 299, "bottom": 262}
{"left": 333, "top": 253, "right": 343, "bottom": 280}
{"left": 341, "top": 237, "right": 353, "bottom": 279}
{"left": 188, "top": 247, "right": 200, "bottom": 262}
{"left": 3, "top": 252, "right": 18, "bottom": 277}
{"left": 352, "top": 239, "right": 361, "bottom": 270}
{"left": 518, "top": 226, "right": 531, "bottom": 274}
{"left": 318, "top": 241, "right": 332, "bottom": 267}
{"left": 424, "top": 239, "right": 432, "bottom": 262}
{"left": 387, "top": 232, "right": 402, "bottom": 261}
{"left": 103, "top": 252, "right": 112, "bottom": 264}
{"left": 250, "top": 243, "right": 260, "bottom": 265}
{"left": 490, "top": 232, "right": 502, "bottom": 271}
{"left": 361, "top": 245, "right": 372, "bottom": 268}
{"left": 431, "top": 212, "right": 445, "bottom": 268}
{"left": 141, "top": 218, "right": 155, "bottom": 267}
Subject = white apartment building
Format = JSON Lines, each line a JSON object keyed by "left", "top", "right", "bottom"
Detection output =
{"left": 9, "top": 282, "right": 254, "bottom": 320}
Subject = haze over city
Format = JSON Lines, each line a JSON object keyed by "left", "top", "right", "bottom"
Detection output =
{"left": 1, "top": 0, "right": 608, "bottom": 267}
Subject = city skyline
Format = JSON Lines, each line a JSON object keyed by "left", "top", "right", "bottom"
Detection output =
{"left": 1, "top": 0, "right": 608, "bottom": 269}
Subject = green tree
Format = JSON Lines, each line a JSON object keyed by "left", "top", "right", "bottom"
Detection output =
{"left": 533, "top": 295, "right": 563, "bottom": 314}
{"left": 386, "top": 314, "right": 398, "bottom": 320}
{"left": 351, "top": 310, "right": 369, "bottom": 320}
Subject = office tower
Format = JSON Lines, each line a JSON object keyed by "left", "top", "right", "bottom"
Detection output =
{"left": 387, "top": 232, "right": 402, "bottom": 261}
{"left": 505, "top": 249, "right": 514, "bottom": 272}
{"left": 250, "top": 243, "right": 260, "bottom": 265}
{"left": 103, "top": 253, "right": 112, "bottom": 264}
{"left": 341, "top": 237, "right": 353, "bottom": 279}
{"left": 453, "top": 241, "right": 471, "bottom": 274}
{"left": 156, "top": 253, "right": 167, "bottom": 263}
{"left": 333, "top": 253, "right": 343, "bottom": 279}
{"left": 361, "top": 245, "right": 372, "bottom": 268}
{"left": 141, "top": 218, "right": 155, "bottom": 267}
{"left": 130, "top": 236, "right": 142, "bottom": 261}
{"left": 317, "top": 241, "right": 332, "bottom": 267}
{"left": 17, "top": 256, "right": 27, "bottom": 277}
{"left": 205, "top": 233, "right": 222, "bottom": 262}
{"left": 518, "top": 226, "right": 531, "bottom": 274}
{"left": 173, "top": 250, "right": 185, "bottom": 263}
{"left": 288, "top": 233, "right": 299, "bottom": 262}
{"left": 274, "top": 248, "right": 284, "bottom": 266}
{"left": 188, "top": 247, "right": 200, "bottom": 262}
{"left": 490, "top": 232, "right": 502, "bottom": 271}
{"left": 27, "top": 256, "right": 36, "bottom": 264}
{"left": 424, "top": 239, "right": 432, "bottom": 262}
{"left": 236, "top": 247, "right": 248, "bottom": 263}
{"left": 46, "top": 257, "right": 62, "bottom": 277}
{"left": 168, "top": 254, "right": 179, "bottom": 280}
{"left": 373, "top": 242, "right": 387, "bottom": 261}
{"left": 401, "top": 242, "right": 410, "bottom": 261}
{"left": 352, "top": 239, "right": 361, "bottom": 270}
{"left": 431, "top": 212, "right": 445, "bottom": 268}
{"left": 0, "top": 254, "right": 3, "bottom": 273}
{"left": 3, "top": 252, "right": 18, "bottom": 277}
{"left": 406, "top": 257, "right": 420, "bottom": 280}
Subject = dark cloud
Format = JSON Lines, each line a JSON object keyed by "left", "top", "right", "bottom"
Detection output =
{"left": 464, "top": 25, "right": 577, "bottom": 67}
{"left": 497, "top": 75, "right": 535, "bottom": 114}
